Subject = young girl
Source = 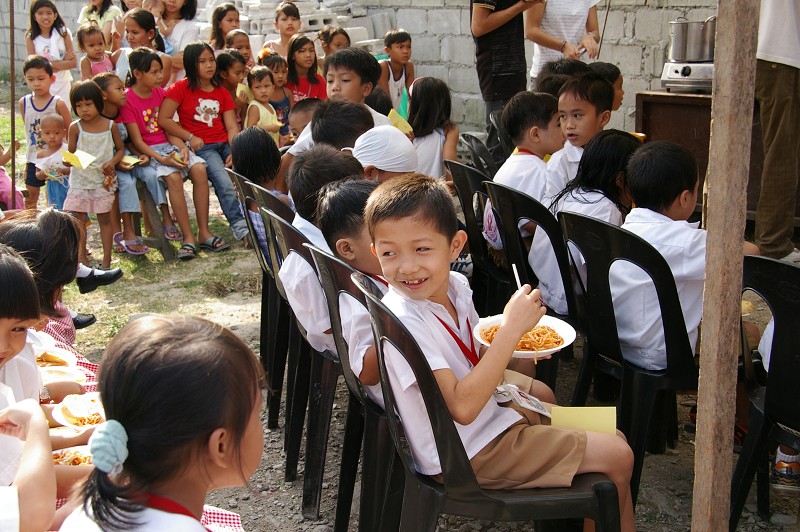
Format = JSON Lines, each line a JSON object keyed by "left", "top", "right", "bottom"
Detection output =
{"left": 60, "top": 315, "right": 264, "bottom": 531}
{"left": 407, "top": 77, "right": 459, "bottom": 180}
{"left": 215, "top": 50, "right": 248, "bottom": 130}
{"left": 245, "top": 66, "right": 281, "bottom": 145}
{"left": 78, "top": 23, "right": 116, "bottom": 80}
{"left": 226, "top": 29, "right": 255, "bottom": 71}
{"left": 260, "top": 52, "right": 293, "bottom": 145}
{"left": 529, "top": 129, "right": 640, "bottom": 314}
{"left": 159, "top": 42, "right": 246, "bottom": 246}
{"left": 25, "top": 0, "right": 76, "bottom": 104}
{"left": 113, "top": 8, "right": 172, "bottom": 87}
{"left": 208, "top": 3, "right": 239, "bottom": 52}
{"left": 78, "top": 0, "right": 122, "bottom": 49}
{"left": 316, "top": 26, "right": 350, "bottom": 71}
{"left": 64, "top": 81, "right": 125, "bottom": 269}
{"left": 284, "top": 34, "right": 327, "bottom": 103}
{"left": 160, "top": 0, "right": 200, "bottom": 81}
{"left": 122, "top": 48, "right": 227, "bottom": 260}
{"left": 262, "top": 1, "right": 301, "bottom": 58}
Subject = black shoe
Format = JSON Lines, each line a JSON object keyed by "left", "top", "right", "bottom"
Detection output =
{"left": 76, "top": 267, "right": 123, "bottom": 294}
{"left": 72, "top": 313, "right": 97, "bottom": 329}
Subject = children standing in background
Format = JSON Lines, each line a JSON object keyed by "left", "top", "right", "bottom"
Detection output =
{"left": 159, "top": 0, "right": 200, "bottom": 82}
{"left": 77, "top": 0, "right": 122, "bottom": 49}
{"left": 25, "top": 0, "right": 76, "bottom": 104}
{"left": 246, "top": 66, "right": 282, "bottom": 145}
{"left": 216, "top": 49, "right": 248, "bottom": 130}
{"left": 141, "top": 0, "right": 175, "bottom": 54}
{"left": 226, "top": 29, "right": 255, "bottom": 71}
{"left": 260, "top": 52, "right": 293, "bottom": 143}
{"left": 208, "top": 3, "right": 239, "bottom": 51}
{"left": 34, "top": 113, "right": 70, "bottom": 210}
{"left": 317, "top": 26, "right": 350, "bottom": 72}
{"left": 588, "top": 62, "right": 624, "bottom": 111}
{"left": 77, "top": 23, "right": 116, "bottom": 80}
{"left": 60, "top": 316, "right": 264, "bottom": 531}
{"left": 378, "top": 29, "right": 414, "bottom": 118}
{"left": 285, "top": 35, "right": 327, "bottom": 103}
{"left": 263, "top": 1, "right": 301, "bottom": 58}
{"left": 407, "top": 77, "right": 459, "bottom": 180}
{"left": 20, "top": 56, "right": 73, "bottom": 210}
{"left": 0, "top": 142, "right": 24, "bottom": 210}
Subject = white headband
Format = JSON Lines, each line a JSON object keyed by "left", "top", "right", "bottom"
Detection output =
{"left": 352, "top": 125, "right": 418, "bottom": 173}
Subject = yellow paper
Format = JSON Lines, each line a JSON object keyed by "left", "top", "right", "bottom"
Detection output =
{"left": 121, "top": 155, "right": 141, "bottom": 166}
{"left": 236, "top": 83, "right": 253, "bottom": 103}
{"left": 550, "top": 406, "right": 617, "bottom": 435}
{"left": 61, "top": 149, "right": 96, "bottom": 169}
{"left": 388, "top": 109, "right": 413, "bottom": 135}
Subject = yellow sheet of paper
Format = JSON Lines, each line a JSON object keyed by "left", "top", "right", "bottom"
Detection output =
{"left": 236, "top": 83, "right": 253, "bottom": 102}
{"left": 121, "top": 155, "right": 141, "bottom": 166}
{"left": 388, "top": 109, "right": 413, "bottom": 135}
{"left": 61, "top": 149, "right": 96, "bottom": 169}
{"left": 550, "top": 406, "right": 617, "bottom": 435}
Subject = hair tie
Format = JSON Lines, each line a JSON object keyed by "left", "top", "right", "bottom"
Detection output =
{"left": 89, "top": 420, "right": 129, "bottom": 477}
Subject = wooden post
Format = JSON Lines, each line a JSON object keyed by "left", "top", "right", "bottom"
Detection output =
{"left": 691, "top": 1, "right": 759, "bottom": 530}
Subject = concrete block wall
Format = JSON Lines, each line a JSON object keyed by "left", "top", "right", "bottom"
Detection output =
{"left": 359, "top": 0, "right": 719, "bottom": 132}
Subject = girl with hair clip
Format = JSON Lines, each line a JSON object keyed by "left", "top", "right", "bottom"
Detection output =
{"left": 208, "top": 3, "right": 239, "bottom": 52}
{"left": 316, "top": 26, "right": 350, "bottom": 71}
{"left": 284, "top": 34, "right": 327, "bottom": 103}
{"left": 78, "top": 0, "right": 122, "bottom": 49}
{"left": 159, "top": 41, "right": 247, "bottom": 248}
{"left": 60, "top": 315, "right": 264, "bottom": 531}
{"left": 25, "top": 0, "right": 76, "bottom": 103}
{"left": 77, "top": 23, "right": 116, "bottom": 80}
{"left": 407, "top": 77, "right": 459, "bottom": 180}
{"left": 529, "top": 129, "right": 641, "bottom": 315}
{"left": 112, "top": 8, "right": 172, "bottom": 87}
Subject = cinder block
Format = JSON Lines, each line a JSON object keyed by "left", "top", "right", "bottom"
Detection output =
{"left": 643, "top": 44, "right": 668, "bottom": 78}
{"left": 416, "top": 64, "right": 448, "bottom": 82}
{"left": 447, "top": 66, "right": 479, "bottom": 94}
{"left": 623, "top": 112, "right": 637, "bottom": 132}
{"left": 685, "top": 8, "right": 717, "bottom": 22}
{"left": 411, "top": 0, "right": 444, "bottom": 7}
{"left": 607, "top": 112, "right": 625, "bottom": 131}
{"left": 652, "top": 0, "right": 716, "bottom": 7}
{"left": 395, "top": 9, "right": 427, "bottom": 35}
{"left": 427, "top": 9, "right": 461, "bottom": 35}
{"left": 451, "top": 96, "right": 466, "bottom": 124}
{"left": 441, "top": 36, "right": 475, "bottom": 66}
{"left": 606, "top": 0, "right": 646, "bottom": 6}
{"left": 461, "top": 9, "right": 472, "bottom": 36}
{"left": 621, "top": 77, "right": 649, "bottom": 108}
{"left": 409, "top": 36, "right": 441, "bottom": 62}
{"left": 601, "top": 44, "right": 643, "bottom": 77}
{"left": 370, "top": 11, "right": 393, "bottom": 37}
{"left": 634, "top": 8, "right": 682, "bottom": 41}
{"left": 601, "top": 11, "right": 626, "bottom": 42}
{"left": 343, "top": 26, "right": 370, "bottom": 43}
{"left": 445, "top": 0, "right": 469, "bottom": 7}
{"left": 462, "top": 96, "right": 486, "bottom": 130}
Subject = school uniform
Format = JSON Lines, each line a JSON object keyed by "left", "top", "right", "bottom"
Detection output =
{"left": 529, "top": 189, "right": 624, "bottom": 315}
{"left": 609, "top": 207, "right": 706, "bottom": 370}
{"left": 482, "top": 152, "right": 548, "bottom": 250}
{"left": 544, "top": 142, "right": 582, "bottom": 202}
{"left": 0, "top": 486, "right": 19, "bottom": 530}
{"left": 287, "top": 106, "right": 392, "bottom": 156}
{"left": 277, "top": 214, "right": 336, "bottom": 353}
{"left": 382, "top": 272, "right": 585, "bottom": 487}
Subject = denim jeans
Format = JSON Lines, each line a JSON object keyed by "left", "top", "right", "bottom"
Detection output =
{"left": 196, "top": 142, "right": 248, "bottom": 240}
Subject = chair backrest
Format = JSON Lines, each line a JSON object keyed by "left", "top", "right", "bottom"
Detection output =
{"left": 258, "top": 207, "right": 290, "bottom": 301}
{"left": 352, "top": 272, "right": 483, "bottom": 494}
{"left": 460, "top": 133, "right": 499, "bottom": 178}
{"left": 742, "top": 255, "right": 800, "bottom": 429}
{"left": 559, "top": 212, "right": 695, "bottom": 375}
{"left": 250, "top": 182, "right": 296, "bottom": 223}
{"left": 488, "top": 109, "right": 513, "bottom": 161}
{"left": 226, "top": 169, "right": 272, "bottom": 277}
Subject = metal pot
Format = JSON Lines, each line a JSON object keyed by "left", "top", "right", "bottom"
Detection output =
{"left": 669, "top": 16, "right": 717, "bottom": 62}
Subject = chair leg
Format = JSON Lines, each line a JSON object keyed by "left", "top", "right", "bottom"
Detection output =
{"left": 755, "top": 450, "right": 771, "bottom": 519}
{"left": 285, "top": 340, "right": 312, "bottom": 482}
{"left": 266, "top": 289, "right": 289, "bottom": 430}
{"left": 645, "top": 391, "right": 671, "bottom": 455}
{"left": 619, "top": 372, "right": 659, "bottom": 507}
{"left": 334, "top": 393, "right": 364, "bottom": 532}
{"left": 398, "top": 476, "right": 440, "bottom": 532}
{"left": 361, "top": 410, "right": 402, "bottom": 532}
{"left": 571, "top": 342, "right": 594, "bottom": 406}
{"left": 283, "top": 316, "right": 302, "bottom": 451}
{"left": 302, "top": 356, "right": 339, "bottom": 519}
{"left": 593, "top": 477, "right": 622, "bottom": 532}
{"left": 729, "top": 408, "right": 771, "bottom": 531}
{"left": 258, "top": 273, "right": 271, "bottom": 375}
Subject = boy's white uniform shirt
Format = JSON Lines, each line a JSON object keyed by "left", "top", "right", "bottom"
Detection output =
{"left": 61, "top": 506, "right": 207, "bottom": 531}
{"left": 338, "top": 276, "right": 389, "bottom": 409}
{"left": 608, "top": 208, "right": 706, "bottom": 371}
{"left": 382, "top": 272, "right": 522, "bottom": 476}
{"left": 287, "top": 106, "right": 392, "bottom": 156}
{"left": 529, "top": 189, "right": 623, "bottom": 315}
{"left": 0, "top": 486, "right": 19, "bottom": 531}
{"left": 278, "top": 214, "right": 336, "bottom": 353}
{"left": 482, "top": 153, "right": 548, "bottom": 250}
{"left": 0, "top": 331, "right": 43, "bottom": 486}
{"left": 544, "top": 143, "right": 583, "bottom": 202}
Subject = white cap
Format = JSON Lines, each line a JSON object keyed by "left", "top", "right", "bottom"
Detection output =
{"left": 352, "top": 125, "right": 418, "bottom": 173}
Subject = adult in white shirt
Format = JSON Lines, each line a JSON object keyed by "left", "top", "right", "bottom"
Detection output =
{"left": 161, "top": 0, "right": 200, "bottom": 81}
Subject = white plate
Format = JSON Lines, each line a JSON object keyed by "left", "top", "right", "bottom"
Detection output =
{"left": 52, "top": 445, "right": 93, "bottom": 466}
{"left": 33, "top": 345, "right": 77, "bottom": 368}
{"left": 51, "top": 392, "right": 105, "bottom": 429}
{"left": 473, "top": 315, "right": 577, "bottom": 359}
{"left": 39, "top": 365, "right": 86, "bottom": 384}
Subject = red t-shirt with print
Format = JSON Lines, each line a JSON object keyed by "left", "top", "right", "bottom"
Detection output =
{"left": 285, "top": 73, "right": 327, "bottom": 103}
{"left": 164, "top": 78, "right": 235, "bottom": 144}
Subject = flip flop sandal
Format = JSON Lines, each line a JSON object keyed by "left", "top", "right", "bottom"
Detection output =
{"left": 199, "top": 236, "right": 231, "bottom": 252}
{"left": 177, "top": 243, "right": 197, "bottom": 260}
{"left": 163, "top": 225, "right": 183, "bottom": 241}
{"left": 113, "top": 232, "right": 125, "bottom": 253}
{"left": 119, "top": 238, "right": 150, "bottom": 256}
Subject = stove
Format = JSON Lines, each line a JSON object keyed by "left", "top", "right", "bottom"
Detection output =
{"left": 660, "top": 61, "right": 714, "bottom": 93}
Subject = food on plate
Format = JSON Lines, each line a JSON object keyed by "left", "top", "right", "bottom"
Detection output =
{"left": 481, "top": 324, "right": 564, "bottom": 352}
{"left": 60, "top": 394, "right": 104, "bottom": 427}
{"left": 36, "top": 351, "right": 69, "bottom": 367}
{"left": 53, "top": 448, "right": 92, "bottom": 466}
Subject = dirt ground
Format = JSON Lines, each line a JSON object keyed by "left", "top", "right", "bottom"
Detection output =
{"left": 1, "top": 79, "right": 797, "bottom": 530}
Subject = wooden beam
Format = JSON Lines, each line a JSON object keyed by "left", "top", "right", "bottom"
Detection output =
{"left": 691, "top": 1, "right": 760, "bottom": 530}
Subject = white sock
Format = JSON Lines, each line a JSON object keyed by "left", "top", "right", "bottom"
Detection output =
{"left": 69, "top": 309, "right": 77, "bottom": 319}
{"left": 76, "top": 263, "right": 92, "bottom": 278}
{"left": 777, "top": 449, "right": 799, "bottom": 463}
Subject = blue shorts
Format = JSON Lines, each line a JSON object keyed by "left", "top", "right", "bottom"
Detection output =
{"left": 25, "top": 162, "right": 46, "bottom": 187}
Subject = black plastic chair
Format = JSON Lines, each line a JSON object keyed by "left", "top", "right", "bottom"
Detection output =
{"left": 263, "top": 210, "right": 344, "bottom": 520}
{"left": 460, "top": 133, "right": 499, "bottom": 178}
{"left": 308, "top": 245, "right": 402, "bottom": 532}
{"left": 489, "top": 109, "right": 514, "bottom": 162}
{"left": 445, "top": 159, "right": 513, "bottom": 316}
{"left": 352, "top": 271, "right": 621, "bottom": 532}
{"left": 484, "top": 182, "right": 588, "bottom": 392}
{"left": 729, "top": 257, "right": 800, "bottom": 531}
{"left": 559, "top": 212, "right": 698, "bottom": 506}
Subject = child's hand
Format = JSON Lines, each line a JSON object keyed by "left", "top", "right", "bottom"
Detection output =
{"left": 46, "top": 381, "right": 85, "bottom": 404}
{"left": 101, "top": 161, "right": 115, "bottom": 175}
{"left": 35, "top": 168, "right": 47, "bottom": 180}
{"left": 501, "top": 285, "right": 547, "bottom": 339}
{"left": 224, "top": 154, "right": 233, "bottom": 168}
{"left": 0, "top": 399, "right": 48, "bottom": 440}
{"left": 64, "top": 50, "right": 76, "bottom": 62}
{"left": 279, "top": 133, "right": 293, "bottom": 147}
{"left": 188, "top": 136, "right": 204, "bottom": 152}
{"left": 138, "top": 154, "right": 149, "bottom": 166}
{"left": 118, "top": 161, "right": 134, "bottom": 172}
{"left": 11, "top": 140, "right": 20, "bottom": 152}
{"left": 112, "top": 31, "right": 122, "bottom": 46}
